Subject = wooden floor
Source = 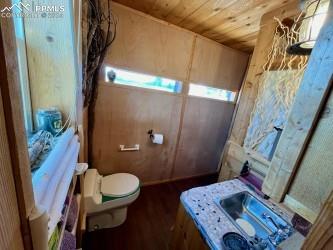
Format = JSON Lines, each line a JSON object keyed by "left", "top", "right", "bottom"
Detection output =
{"left": 83, "top": 174, "right": 217, "bottom": 250}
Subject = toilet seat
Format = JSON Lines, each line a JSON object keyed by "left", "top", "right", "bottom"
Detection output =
{"left": 101, "top": 173, "right": 140, "bottom": 198}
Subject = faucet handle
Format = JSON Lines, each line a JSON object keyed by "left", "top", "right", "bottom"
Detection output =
{"left": 269, "top": 228, "right": 290, "bottom": 246}
{"left": 283, "top": 225, "right": 293, "bottom": 236}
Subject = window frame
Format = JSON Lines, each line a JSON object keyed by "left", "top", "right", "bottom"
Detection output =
{"left": 12, "top": 0, "right": 33, "bottom": 134}
{"left": 104, "top": 65, "right": 183, "bottom": 94}
{"left": 188, "top": 83, "right": 238, "bottom": 103}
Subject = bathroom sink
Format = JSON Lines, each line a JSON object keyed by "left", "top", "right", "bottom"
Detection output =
{"left": 217, "top": 191, "right": 293, "bottom": 248}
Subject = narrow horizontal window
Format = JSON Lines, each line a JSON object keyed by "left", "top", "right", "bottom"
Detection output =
{"left": 188, "top": 83, "right": 237, "bottom": 102}
{"left": 105, "top": 66, "right": 182, "bottom": 93}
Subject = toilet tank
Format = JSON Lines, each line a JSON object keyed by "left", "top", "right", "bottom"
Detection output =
{"left": 84, "top": 169, "right": 102, "bottom": 213}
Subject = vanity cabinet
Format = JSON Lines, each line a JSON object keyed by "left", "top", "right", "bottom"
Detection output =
{"left": 170, "top": 204, "right": 209, "bottom": 250}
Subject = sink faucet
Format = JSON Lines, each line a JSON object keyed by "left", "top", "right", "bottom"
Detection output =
{"left": 262, "top": 213, "right": 293, "bottom": 246}
{"left": 262, "top": 213, "right": 280, "bottom": 231}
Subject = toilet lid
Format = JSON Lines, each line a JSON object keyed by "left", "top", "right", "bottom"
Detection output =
{"left": 101, "top": 173, "right": 140, "bottom": 198}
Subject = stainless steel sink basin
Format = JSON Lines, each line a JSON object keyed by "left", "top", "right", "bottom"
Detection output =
{"left": 217, "top": 191, "right": 293, "bottom": 248}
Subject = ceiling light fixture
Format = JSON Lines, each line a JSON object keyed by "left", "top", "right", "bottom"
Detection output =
{"left": 287, "top": 0, "right": 330, "bottom": 55}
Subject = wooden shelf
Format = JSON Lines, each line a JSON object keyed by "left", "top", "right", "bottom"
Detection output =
{"left": 71, "top": 194, "right": 81, "bottom": 235}
{"left": 56, "top": 175, "right": 77, "bottom": 250}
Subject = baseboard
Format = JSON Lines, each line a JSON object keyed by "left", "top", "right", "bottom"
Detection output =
{"left": 141, "top": 172, "right": 218, "bottom": 187}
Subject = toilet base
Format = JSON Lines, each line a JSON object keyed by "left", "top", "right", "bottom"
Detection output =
{"left": 87, "top": 207, "right": 128, "bottom": 231}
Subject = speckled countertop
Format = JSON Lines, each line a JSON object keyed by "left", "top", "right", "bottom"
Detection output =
{"left": 180, "top": 179, "right": 295, "bottom": 250}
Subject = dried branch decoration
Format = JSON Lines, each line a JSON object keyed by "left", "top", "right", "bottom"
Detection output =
{"left": 244, "top": 15, "right": 309, "bottom": 157}
{"left": 83, "top": 0, "right": 117, "bottom": 107}
{"left": 81, "top": 0, "right": 117, "bottom": 163}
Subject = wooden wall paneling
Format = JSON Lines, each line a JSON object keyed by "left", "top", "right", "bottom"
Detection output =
{"left": 113, "top": 0, "right": 298, "bottom": 52}
{"left": 200, "top": 0, "right": 289, "bottom": 39}
{"left": 106, "top": 2, "right": 249, "bottom": 84}
{"left": 228, "top": 1, "right": 300, "bottom": 146}
{"left": 0, "top": 6, "right": 35, "bottom": 248}
{"left": 219, "top": 3, "right": 300, "bottom": 181}
{"left": 222, "top": 34, "right": 258, "bottom": 52}
{"left": 218, "top": 141, "right": 246, "bottom": 181}
{"left": 245, "top": 150, "right": 270, "bottom": 177}
{"left": 227, "top": 52, "right": 250, "bottom": 135}
{"left": 74, "top": 0, "right": 83, "bottom": 126}
{"left": 93, "top": 2, "right": 250, "bottom": 183}
{"left": 111, "top": 0, "right": 157, "bottom": 14}
{"left": 283, "top": 195, "right": 318, "bottom": 224}
{"left": 92, "top": 84, "right": 183, "bottom": 184}
{"left": 284, "top": 88, "right": 333, "bottom": 222}
{"left": 228, "top": 23, "right": 276, "bottom": 146}
{"left": 0, "top": 84, "right": 24, "bottom": 250}
{"left": 164, "top": 30, "right": 244, "bottom": 179}
{"left": 189, "top": 36, "right": 249, "bottom": 90}
{"left": 170, "top": 35, "right": 197, "bottom": 181}
{"left": 223, "top": 31, "right": 258, "bottom": 44}
{"left": 262, "top": 5, "right": 333, "bottom": 201}
{"left": 177, "top": 0, "right": 239, "bottom": 30}
{"left": 79, "top": 107, "right": 89, "bottom": 163}
{"left": 173, "top": 97, "right": 235, "bottom": 179}
{"left": 231, "top": 42, "right": 256, "bottom": 54}
{"left": 302, "top": 191, "right": 333, "bottom": 250}
{"left": 217, "top": 20, "right": 261, "bottom": 44}
{"left": 217, "top": 55, "right": 251, "bottom": 179}
{"left": 218, "top": 141, "right": 269, "bottom": 181}
{"left": 23, "top": 0, "right": 78, "bottom": 123}
{"left": 148, "top": 0, "right": 182, "bottom": 20}
{"left": 80, "top": 0, "right": 89, "bottom": 166}
{"left": 163, "top": 0, "right": 209, "bottom": 25}
{"left": 106, "top": 2, "right": 195, "bottom": 82}
{"left": 194, "top": 0, "right": 264, "bottom": 35}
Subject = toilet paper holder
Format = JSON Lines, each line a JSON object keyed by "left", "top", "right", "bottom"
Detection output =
{"left": 119, "top": 144, "right": 140, "bottom": 151}
{"left": 147, "top": 129, "right": 164, "bottom": 145}
{"left": 147, "top": 129, "right": 154, "bottom": 139}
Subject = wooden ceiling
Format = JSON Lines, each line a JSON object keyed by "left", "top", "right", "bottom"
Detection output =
{"left": 112, "top": 0, "right": 292, "bottom": 52}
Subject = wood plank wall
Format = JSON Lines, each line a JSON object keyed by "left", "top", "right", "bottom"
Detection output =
{"left": 190, "top": 36, "right": 248, "bottom": 91}
{"left": 302, "top": 191, "right": 333, "bottom": 249}
{"left": 93, "top": 84, "right": 183, "bottom": 182}
{"left": 23, "top": 0, "right": 79, "bottom": 125}
{"left": 0, "top": 73, "right": 24, "bottom": 250}
{"left": 0, "top": 8, "right": 35, "bottom": 218}
{"left": 218, "top": 2, "right": 300, "bottom": 182}
{"left": 105, "top": 2, "right": 249, "bottom": 89}
{"left": 285, "top": 87, "right": 333, "bottom": 223}
{"left": 262, "top": 4, "right": 333, "bottom": 203}
{"left": 172, "top": 97, "right": 235, "bottom": 179}
{"left": 227, "top": 1, "right": 300, "bottom": 146}
{"left": 91, "top": 2, "right": 249, "bottom": 184}
{"left": 0, "top": 4, "right": 36, "bottom": 247}
{"left": 104, "top": 2, "right": 194, "bottom": 82}
{"left": 216, "top": 0, "right": 333, "bottom": 229}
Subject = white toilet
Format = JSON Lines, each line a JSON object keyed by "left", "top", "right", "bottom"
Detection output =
{"left": 83, "top": 169, "right": 140, "bottom": 231}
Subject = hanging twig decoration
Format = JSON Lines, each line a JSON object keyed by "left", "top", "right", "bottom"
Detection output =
{"left": 81, "top": 0, "right": 117, "bottom": 164}
{"left": 83, "top": 0, "right": 117, "bottom": 108}
{"left": 244, "top": 15, "right": 309, "bottom": 157}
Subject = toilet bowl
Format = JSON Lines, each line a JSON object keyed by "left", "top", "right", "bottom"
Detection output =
{"left": 83, "top": 169, "right": 140, "bottom": 231}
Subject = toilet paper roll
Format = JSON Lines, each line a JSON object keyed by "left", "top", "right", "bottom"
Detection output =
{"left": 152, "top": 134, "right": 164, "bottom": 144}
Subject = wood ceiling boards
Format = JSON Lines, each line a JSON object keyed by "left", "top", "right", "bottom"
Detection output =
{"left": 112, "top": 0, "right": 294, "bottom": 52}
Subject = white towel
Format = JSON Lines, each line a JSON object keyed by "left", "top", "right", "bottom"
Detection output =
{"left": 40, "top": 135, "right": 79, "bottom": 213}
{"left": 48, "top": 142, "right": 80, "bottom": 239}
{"left": 33, "top": 128, "right": 75, "bottom": 205}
